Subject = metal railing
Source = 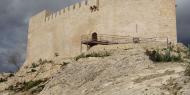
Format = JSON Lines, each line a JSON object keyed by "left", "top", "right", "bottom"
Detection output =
{"left": 81, "top": 34, "right": 168, "bottom": 45}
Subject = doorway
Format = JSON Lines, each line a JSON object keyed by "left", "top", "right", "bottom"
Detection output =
{"left": 92, "top": 32, "right": 98, "bottom": 41}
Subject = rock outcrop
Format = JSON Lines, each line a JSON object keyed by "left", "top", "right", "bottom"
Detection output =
{"left": 0, "top": 43, "right": 190, "bottom": 95}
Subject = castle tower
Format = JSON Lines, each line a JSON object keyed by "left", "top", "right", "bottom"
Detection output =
{"left": 26, "top": 0, "right": 177, "bottom": 63}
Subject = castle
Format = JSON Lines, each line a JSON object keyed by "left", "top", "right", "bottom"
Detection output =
{"left": 27, "top": 0, "right": 177, "bottom": 62}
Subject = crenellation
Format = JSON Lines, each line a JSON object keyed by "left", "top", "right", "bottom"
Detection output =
{"left": 73, "top": 4, "right": 76, "bottom": 10}
{"left": 53, "top": 13, "right": 56, "bottom": 18}
{"left": 58, "top": 10, "right": 61, "bottom": 15}
{"left": 27, "top": 0, "right": 177, "bottom": 62}
{"left": 47, "top": 15, "right": 50, "bottom": 20}
{"left": 79, "top": 2, "right": 81, "bottom": 8}
{"left": 69, "top": 4, "right": 75, "bottom": 11}
{"left": 85, "top": 0, "right": 88, "bottom": 5}
{"left": 63, "top": 8, "right": 65, "bottom": 13}
{"left": 60, "top": 8, "right": 65, "bottom": 15}
{"left": 75, "top": 2, "right": 82, "bottom": 9}
{"left": 80, "top": 0, "right": 88, "bottom": 7}
{"left": 65, "top": 7, "right": 69, "bottom": 13}
{"left": 68, "top": 5, "right": 70, "bottom": 11}
{"left": 31, "top": 0, "right": 99, "bottom": 24}
{"left": 56, "top": 11, "right": 60, "bottom": 16}
{"left": 50, "top": 14, "right": 54, "bottom": 19}
{"left": 45, "top": 17, "right": 48, "bottom": 22}
{"left": 43, "top": 0, "right": 98, "bottom": 23}
{"left": 88, "top": 0, "right": 96, "bottom": 5}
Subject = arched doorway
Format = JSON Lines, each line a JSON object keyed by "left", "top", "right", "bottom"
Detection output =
{"left": 92, "top": 32, "right": 98, "bottom": 41}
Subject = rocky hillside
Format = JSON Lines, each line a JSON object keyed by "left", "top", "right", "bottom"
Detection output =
{"left": 1, "top": 43, "right": 190, "bottom": 95}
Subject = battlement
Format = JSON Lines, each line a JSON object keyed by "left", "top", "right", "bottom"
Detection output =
{"left": 27, "top": 0, "right": 177, "bottom": 62}
{"left": 28, "top": 10, "right": 51, "bottom": 31}
{"left": 42, "top": 0, "right": 99, "bottom": 22}
{"left": 28, "top": 0, "right": 100, "bottom": 34}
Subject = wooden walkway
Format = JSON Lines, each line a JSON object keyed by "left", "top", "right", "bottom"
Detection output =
{"left": 80, "top": 34, "right": 168, "bottom": 51}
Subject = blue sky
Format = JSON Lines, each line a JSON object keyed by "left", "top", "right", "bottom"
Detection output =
{"left": 0, "top": 0, "right": 189, "bottom": 72}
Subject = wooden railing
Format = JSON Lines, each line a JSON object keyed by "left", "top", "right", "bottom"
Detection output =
{"left": 81, "top": 34, "right": 168, "bottom": 45}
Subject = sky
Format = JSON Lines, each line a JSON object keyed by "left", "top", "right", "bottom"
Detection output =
{"left": 176, "top": 0, "right": 190, "bottom": 45}
{"left": 0, "top": 0, "right": 189, "bottom": 72}
{"left": 0, "top": 0, "right": 80, "bottom": 72}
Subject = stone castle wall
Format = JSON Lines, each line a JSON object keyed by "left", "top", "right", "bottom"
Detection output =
{"left": 27, "top": 0, "right": 177, "bottom": 62}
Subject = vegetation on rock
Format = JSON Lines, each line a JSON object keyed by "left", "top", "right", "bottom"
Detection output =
{"left": 185, "top": 64, "right": 190, "bottom": 76}
{"left": 8, "top": 73, "right": 15, "bottom": 77}
{"left": 161, "top": 78, "right": 182, "bottom": 95}
{"left": 31, "top": 84, "right": 45, "bottom": 94}
{"left": 38, "top": 59, "right": 53, "bottom": 65}
{"left": 30, "top": 59, "right": 54, "bottom": 69}
{"left": 31, "top": 63, "right": 38, "bottom": 68}
{"left": 184, "top": 44, "right": 190, "bottom": 76}
{"left": 145, "top": 48, "right": 182, "bottom": 62}
{"left": 2, "top": 43, "right": 190, "bottom": 95}
{"left": 75, "top": 51, "right": 111, "bottom": 61}
{"left": 54, "top": 52, "right": 59, "bottom": 57}
{"left": 6, "top": 78, "right": 48, "bottom": 94}
{"left": 61, "top": 61, "right": 70, "bottom": 68}
{"left": 0, "top": 78, "right": 7, "bottom": 83}
{"left": 188, "top": 44, "right": 190, "bottom": 57}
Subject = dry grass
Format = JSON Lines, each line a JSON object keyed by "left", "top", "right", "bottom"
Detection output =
{"left": 75, "top": 51, "right": 111, "bottom": 61}
{"left": 145, "top": 48, "right": 182, "bottom": 62}
{"left": 6, "top": 78, "right": 48, "bottom": 94}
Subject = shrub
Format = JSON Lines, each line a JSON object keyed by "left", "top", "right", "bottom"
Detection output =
{"left": 146, "top": 49, "right": 163, "bottom": 62}
{"left": 30, "top": 59, "right": 54, "bottom": 69}
{"left": 7, "top": 85, "right": 14, "bottom": 91}
{"left": 60, "top": 62, "right": 70, "bottom": 69}
{"left": 75, "top": 53, "right": 85, "bottom": 61}
{"left": 39, "top": 59, "right": 53, "bottom": 65}
{"left": 61, "top": 62, "right": 69, "bottom": 67}
{"left": 0, "top": 78, "right": 7, "bottom": 83}
{"left": 8, "top": 73, "right": 15, "bottom": 77}
{"left": 75, "top": 51, "right": 111, "bottom": 61}
{"left": 31, "top": 85, "right": 45, "bottom": 94}
{"left": 31, "top": 69, "right": 37, "bottom": 72}
{"left": 22, "top": 80, "right": 43, "bottom": 91}
{"left": 31, "top": 63, "right": 38, "bottom": 68}
{"left": 123, "top": 47, "right": 133, "bottom": 51}
{"left": 27, "top": 69, "right": 37, "bottom": 73}
{"left": 38, "top": 58, "right": 42, "bottom": 62}
{"left": 171, "top": 53, "right": 182, "bottom": 62}
{"left": 146, "top": 49, "right": 182, "bottom": 62}
{"left": 188, "top": 44, "right": 190, "bottom": 57}
{"left": 185, "top": 63, "right": 190, "bottom": 76}
{"left": 168, "top": 43, "right": 174, "bottom": 51}
{"left": 54, "top": 52, "right": 59, "bottom": 57}
{"left": 6, "top": 79, "right": 48, "bottom": 92}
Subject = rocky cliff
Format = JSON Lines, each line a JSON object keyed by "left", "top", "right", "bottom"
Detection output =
{"left": 0, "top": 43, "right": 190, "bottom": 95}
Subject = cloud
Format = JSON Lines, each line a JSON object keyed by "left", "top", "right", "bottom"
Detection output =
{"left": 0, "top": 0, "right": 190, "bottom": 72}
{"left": 0, "top": 0, "right": 81, "bottom": 72}
{"left": 176, "top": 0, "right": 190, "bottom": 44}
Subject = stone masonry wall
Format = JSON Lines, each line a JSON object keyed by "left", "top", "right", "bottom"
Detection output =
{"left": 27, "top": 0, "right": 177, "bottom": 63}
